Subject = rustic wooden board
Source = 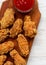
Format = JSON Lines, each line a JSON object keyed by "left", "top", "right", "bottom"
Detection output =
{"left": 0, "top": 0, "right": 41, "bottom": 64}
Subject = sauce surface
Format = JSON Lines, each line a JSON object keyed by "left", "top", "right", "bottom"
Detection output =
{"left": 13, "top": 0, "right": 35, "bottom": 12}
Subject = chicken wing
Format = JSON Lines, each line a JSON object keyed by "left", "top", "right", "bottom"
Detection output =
{"left": 4, "top": 61, "right": 13, "bottom": 65}
{"left": 0, "top": 8, "right": 15, "bottom": 29}
{"left": 0, "top": 55, "right": 7, "bottom": 65}
{"left": 10, "top": 49, "right": 26, "bottom": 65}
{"left": 17, "top": 34, "right": 29, "bottom": 57}
{"left": 10, "top": 19, "right": 23, "bottom": 38}
{"left": 0, "top": 41, "right": 14, "bottom": 54}
{"left": 23, "top": 15, "right": 37, "bottom": 38}
{"left": 24, "top": 15, "right": 31, "bottom": 21}
{"left": 0, "top": 29, "right": 9, "bottom": 42}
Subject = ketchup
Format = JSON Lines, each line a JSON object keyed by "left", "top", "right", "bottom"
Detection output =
{"left": 13, "top": 0, "right": 35, "bottom": 13}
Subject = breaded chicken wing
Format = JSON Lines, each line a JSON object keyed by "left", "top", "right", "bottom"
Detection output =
{"left": 17, "top": 34, "right": 29, "bottom": 57}
{"left": 10, "top": 49, "right": 26, "bottom": 65}
{"left": 0, "top": 8, "right": 15, "bottom": 29}
{"left": 0, "top": 55, "right": 7, "bottom": 65}
{"left": 10, "top": 19, "right": 23, "bottom": 38}
{"left": 0, "top": 41, "right": 14, "bottom": 54}
{"left": 24, "top": 15, "right": 31, "bottom": 21}
{"left": 23, "top": 15, "right": 37, "bottom": 38}
{"left": 0, "top": 29, "right": 9, "bottom": 42}
{"left": 4, "top": 61, "right": 13, "bottom": 65}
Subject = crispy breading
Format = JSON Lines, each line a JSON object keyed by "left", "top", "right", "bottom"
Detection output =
{"left": 0, "top": 8, "right": 15, "bottom": 29}
{"left": 24, "top": 15, "right": 31, "bottom": 21}
{"left": 17, "top": 34, "right": 29, "bottom": 57}
{"left": 4, "top": 61, "right": 13, "bottom": 65}
{"left": 23, "top": 15, "right": 37, "bottom": 38}
{"left": 0, "top": 29, "right": 9, "bottom": 42}
{"left": 10, "top": 49, "right": 26, "bottom": 65}
{"left": 0, "top": 55, "right": 7, "bottom": 65}
{"left": 10, "top": 19, "right": 23, "bottom": 38}
{"left": 0, "top": 41, "right": 14, "bottom": 54}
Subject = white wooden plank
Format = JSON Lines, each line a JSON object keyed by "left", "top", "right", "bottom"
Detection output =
{"left": 27, "top": 0, "right": 46, "bottom": 65}
{"left": 38, "top": 0, "right": 46, "bottom": 7}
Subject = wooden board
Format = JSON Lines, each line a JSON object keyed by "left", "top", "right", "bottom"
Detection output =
{"left": 0, "top": 0, "right": 41, "bottom": 64}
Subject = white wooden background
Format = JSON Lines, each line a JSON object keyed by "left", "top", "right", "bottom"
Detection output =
{"left": 0, "top": 0, "right": 46, "bottom": 65}
{"left": 27, "top": 0, "right": 46, "bottom": 65}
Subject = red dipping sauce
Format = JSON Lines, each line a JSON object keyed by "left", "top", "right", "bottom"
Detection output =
{"left": 13, "top": 0, "right": 35, "bottom": 13}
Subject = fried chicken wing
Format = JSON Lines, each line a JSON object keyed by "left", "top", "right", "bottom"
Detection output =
{"left": 0, "top": 55, "right": 7, "bottom": 65}
{"left": 0, "top": 29, "right": 9, "bottom": 42}
{"left": 10, "top": 49, "right": 26, "bottom": 65}
{"left": 24, "top": 15, "right": 31, "bottom": 21}
{"left": 23, "top": 15, "right": 37, "bottom": 38}
{"left": 17, "top": 34, "right": 29, "bottom": 57}
{"left": 0, "top": 41, "right": 14, "bottom": 54}
{"left": 4, "top": 61, "right": 13, "bottom": 65}
{"left": 10, "top": 19, "right": 23, "bottom": 38}
{"left": 0, "top": 8, "right": 15, "bottom": 29}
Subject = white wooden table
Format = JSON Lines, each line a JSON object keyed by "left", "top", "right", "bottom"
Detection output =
{"left": 27, "top": 0, "right": 46, "bottom": 65}
{"left": 0, "top": 0, "right": 46, "bottom": 65}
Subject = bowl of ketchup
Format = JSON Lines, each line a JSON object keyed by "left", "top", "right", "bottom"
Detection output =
{"left": 13, "top": 0, "right": 35, "bottom": 13}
